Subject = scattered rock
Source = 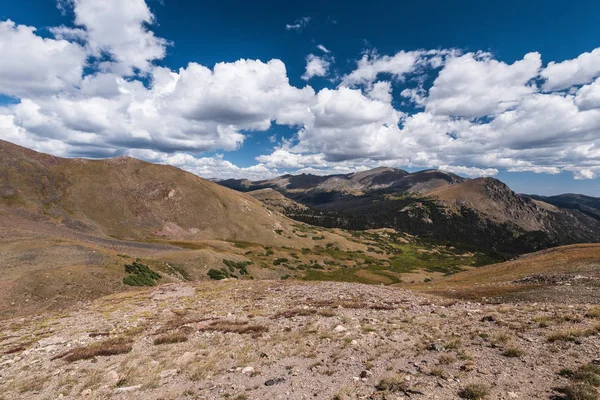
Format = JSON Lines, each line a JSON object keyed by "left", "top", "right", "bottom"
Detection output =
{"left": 264, "top": 377, "right": 285, "bottom": 386}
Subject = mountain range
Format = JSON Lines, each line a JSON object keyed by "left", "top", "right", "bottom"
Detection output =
{"left": 219, "top": 167, "right": 600, "bottom": 255}
{"left": 3, "top": 137, "right": 600, "bottom": 319}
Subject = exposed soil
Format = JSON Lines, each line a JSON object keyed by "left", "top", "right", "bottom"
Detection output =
{"left": 1, "top": 280, "right": 600, "bottom": 399}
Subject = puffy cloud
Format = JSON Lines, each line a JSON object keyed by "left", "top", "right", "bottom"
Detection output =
{"left": 367, "top": 81, "right": 393, "bottom": 103}
{"left": 573, "top": 168, "right": 598, "bottom": 180}
{"left": 342, "top": 50, "right": 423, "bottom": 86}
{"left": 127, "top": 149, "right": 278, "bottom": 180}
{"left": 541, "top": 48, "right": 600, "bottom": 91}
{"left": 3, "top": 55, "right": 319, "bottom": 157}
{"left": 58, "top": 0, "right": 169, "bottom": 75}
{"left": 256, "top": 149, "right": 327, "bottom": 169}
{"left": 0, "top": 20, "right": 86, "bottom": 98}
{"left": 301, "top": 54, "right": 331, "bottom": 81}
{"left": 575, "top": 78, "right": 600, "bottom": 110}
{"left": 165, "top": 59, "right": 315, "bottom": 128}
{"left": 285, "top": 17, "right": 310, "bottom": 31}
{"left": 400, "top": 87, "right": 427, "bottom": 107}
{"left": 342, "top": 49, "right": 453, "bottom": 87}
{"left": 426, "top": 52, "right": 541, "bottom": 118}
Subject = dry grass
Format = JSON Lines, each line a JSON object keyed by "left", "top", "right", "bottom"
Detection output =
{"left": 585, "top": 308, "right": 600, "bottom": 320}
{"left": 412, "top": 243, "right": 600, "bottom": 300}
{"left": 438, "top": 354, "right": 457, "bottom": 364}
{"left": 375, "top": 376, "right": 410, "bottom": 392}
{"left": 502, "top": 347, "right": 524, "bottom": 358}
{"left": 557, "top": 383, "right": 598, "bottom": 400}
{"left": 272, "top": 308, "right": 317, "bottom": 319}
{"left": 458, "top": 383, "right": 489, "bottom": 399}
{"left": 52, "top": 337, "right": 132, "bottom": 362}
{"left": 556, "top": 363, "right": 600, "bottom": 400}
{"left": 3, "top": 344, "right": 27, "bottom": 355}
{"left": 153, "top": 332, "right": 189, "bottom": 345}
{"left": 547, "top": 327, "right": 598, "bottom": 343}
{"left": 200, "top": 320, "right": 268, "bottom": 336}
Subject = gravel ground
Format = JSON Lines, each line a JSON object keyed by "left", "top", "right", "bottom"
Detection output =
{"left": 1, "top": 280, "right": 600, "bottom": 399}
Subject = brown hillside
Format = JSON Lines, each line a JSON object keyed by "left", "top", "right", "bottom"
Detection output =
{"left": 0, "top": 139, "right": 374, "bottom": 319}
{"left": 0, "top": 139, "right": 289, "bottom": 243}
{"left": 412, "top": 243, "right": 600, "bottom": 303}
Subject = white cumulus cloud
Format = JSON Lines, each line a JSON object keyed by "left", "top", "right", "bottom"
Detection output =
{"left": 0, "top": 20, "right": 86, "bottom": 98}
{"left": 426, "top": 52, "right": 542, "bottom": 118}
{"left": 301, "top": 54, "right": 331, "bottom": 81}
{"left": 541, "top": 48, "right": 600, "bottom": 91}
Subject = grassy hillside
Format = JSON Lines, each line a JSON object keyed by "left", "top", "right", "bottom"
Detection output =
{"left": 411, "top": 243, "right": 600, "bottom": 303}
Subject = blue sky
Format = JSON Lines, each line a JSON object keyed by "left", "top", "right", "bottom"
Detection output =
{"left": 1, "top": 0, "right": 600, "bottom": 195}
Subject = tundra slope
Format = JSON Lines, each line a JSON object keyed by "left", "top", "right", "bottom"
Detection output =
{"left": 2, "top": 280, "right": 600, "bottom": 399}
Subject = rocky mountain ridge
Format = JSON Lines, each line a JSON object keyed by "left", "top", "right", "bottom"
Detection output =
{"left": 219, "top": 169, "right": 600, "bottom": 255}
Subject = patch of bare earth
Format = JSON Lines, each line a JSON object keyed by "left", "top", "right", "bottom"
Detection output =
{"left": 1, "top": 281, "right": 600, "bottom": 399}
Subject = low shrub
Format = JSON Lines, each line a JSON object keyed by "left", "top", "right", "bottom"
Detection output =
{"left": 458, "top": 383, "right": 489, "bottom": 399}
{"left": 53, "top": 337, "right": 132, "bottom": 362}
{"left": 122, "top": 261, "right": 161, "bottom": 286}
{"left": 154, "top": 332, "right": 188, "bottom": 345}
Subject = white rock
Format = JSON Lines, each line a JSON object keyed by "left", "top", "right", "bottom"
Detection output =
{"left": 159, "top": 369, "right": 178, "bottom": 379}
{"left": 114, "top": 385, "right": 141, "bottom": 393}
{"left": 508, "top": 392, "right": 518, "bottom": 399}
{"left": 176, "top": 351, "right": 194, "bottom": 365}
{"left": 104, "top": 370, "right": 119, "bottom": 385}
{"left": 241, "top": 366, "right": 255, "bottom": 374}
{"left": 333, "top": 325, "right": 347, "bottom": 333}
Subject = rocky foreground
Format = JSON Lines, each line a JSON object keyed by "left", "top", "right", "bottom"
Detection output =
{"left": 1, "top": 281, "right": 600, "bottom": 400}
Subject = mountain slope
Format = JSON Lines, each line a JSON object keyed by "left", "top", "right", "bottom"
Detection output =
{"left": 0, "top": 139, "right": 288, "bottom": 243}
{"left": 220, "top": 167, "right": 463, "bottom": 195}
{"left": 528, "top": 193, "right": 600, "bottom": 220}
{"left": 219, "top": 169, "right": 600, "bottom": 255}
{"left": 1, "top": 139, "right": 354, "bottom": 317}
{"left": 415, "top": 243, "right": 600, "bottom": 303}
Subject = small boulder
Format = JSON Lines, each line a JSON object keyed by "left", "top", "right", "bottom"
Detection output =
{"left": 265, "top": 377, "right": 285, "bottom": 386}
{"left": 114, "top": 385, "right": 141, "bottom": 394}
{"left": 104, "top": 370, "right": 119, "bottom": 385}
{"left": 159, "top": 369, "right": 178, "bottom": 379}
{"left": 241, "top": 366, "right": 255, "bottom": 375}
{"left": 426, "top": 343, "right": 444, "bottom": 352}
